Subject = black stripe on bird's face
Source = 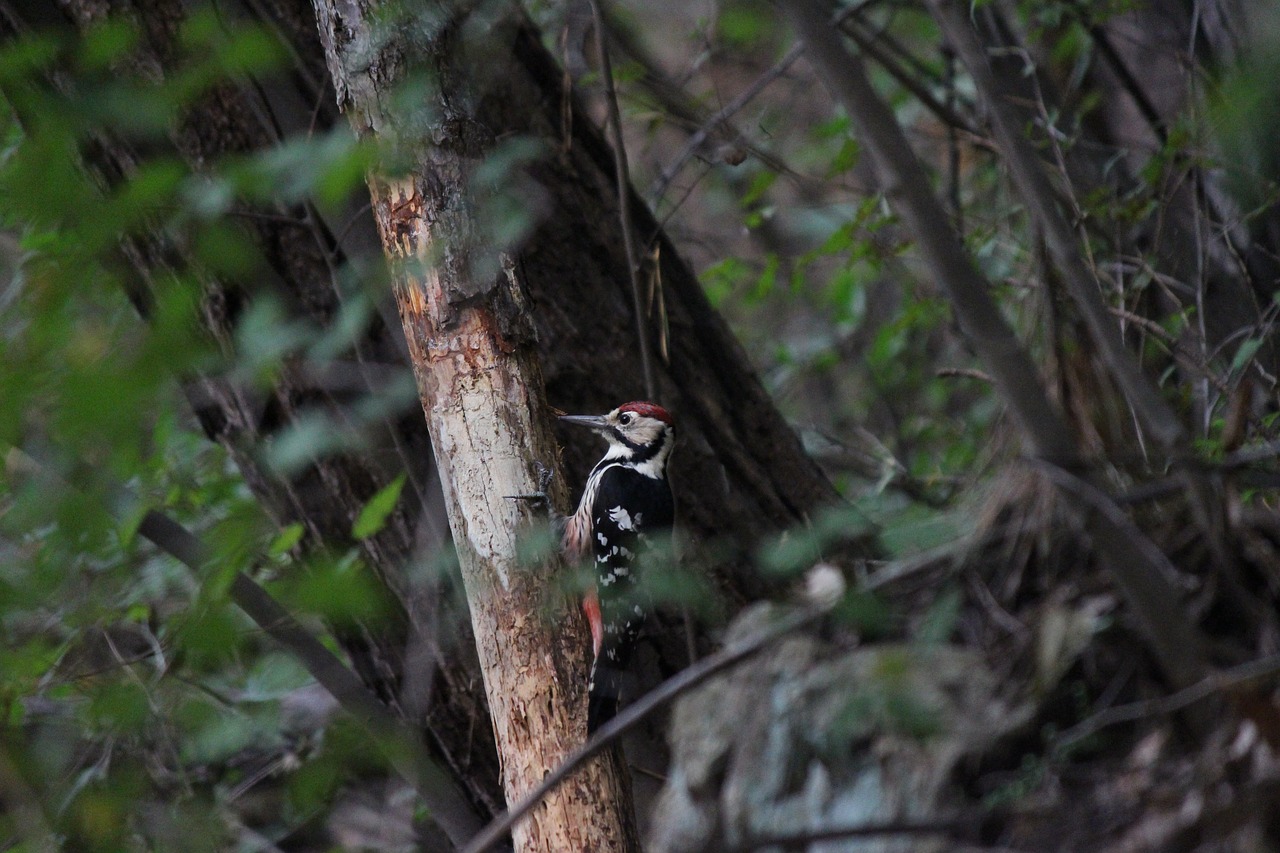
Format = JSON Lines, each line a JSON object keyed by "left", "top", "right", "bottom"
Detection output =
{"left": 607, "top": 426, "right": 667, "bottom": 463}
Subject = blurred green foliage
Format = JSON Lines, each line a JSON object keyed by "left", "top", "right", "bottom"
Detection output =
{"left": 0, "top": 8, "right": 404, "bottom": 849}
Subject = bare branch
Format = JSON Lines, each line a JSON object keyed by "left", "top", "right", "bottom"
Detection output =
{"left": 1057, "top": 651, "right": 1280, "bottom": 749}
{"left": 837, "top": 15, "right": 978, "bottom": 139}
{"left": 647, "top": 43, "right": 804, "bottom": 207}
{"left": 725, "top": 815, "right": 985, "bottom": 852}
{"left": 937, "top": 367, "right": 995, "bottom": 383}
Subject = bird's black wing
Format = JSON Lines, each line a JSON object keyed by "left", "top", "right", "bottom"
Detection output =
{"left": 587, "top": 466, "right": 674, "bottom": 731}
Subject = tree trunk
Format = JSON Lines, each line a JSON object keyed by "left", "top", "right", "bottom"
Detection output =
{"left": 310, "top": 1, "right": 638, "bottom": 849}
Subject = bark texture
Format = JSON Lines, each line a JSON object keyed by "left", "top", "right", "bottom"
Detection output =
{"left": 310, "top": 2, "right": 637, "bottom": 849}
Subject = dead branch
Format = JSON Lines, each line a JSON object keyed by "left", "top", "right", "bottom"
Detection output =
{"left": 1058, "top": 651, "right": 1280, "bottom": 749}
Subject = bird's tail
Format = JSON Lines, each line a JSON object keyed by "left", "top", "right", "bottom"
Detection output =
{"left": 586, "top": 587, "right": 645, "bottom": 734}
{"left": 587, "top": 659, "right": 626, "bottom": 734}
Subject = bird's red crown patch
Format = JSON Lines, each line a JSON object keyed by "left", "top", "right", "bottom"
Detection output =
{"left": 618, "top": 401, "right": 675, "bottom": 426}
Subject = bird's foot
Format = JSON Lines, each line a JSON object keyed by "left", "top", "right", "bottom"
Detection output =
{"left": 505, "top": 462, "right": 555, "bottom": 515}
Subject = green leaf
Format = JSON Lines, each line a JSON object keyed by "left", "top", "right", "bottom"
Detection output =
{"left": 273, "top": 550, "right": 392, "bottom": 623}
{"left": 115, "top": 501, "right": 149, "bottom": 550}
{"left": 241, "top": 652, "right": 312, "bottom": 702}
{"left": 268, "top": 522, "right": 305, "bottom": 558}
{"left": 78, "top": 19, "right": 140, "bottom": 70}
{"left": 717, "top": 5, "right": 770, "bottom": 48}
{"left": 917, "top": 586, "right": 961, "bottom": 645}
{"left": 1229, "top": 336, "right": 1263, "bottom": 376}
{"left": 351, "top": 473, "right": 407, "bottom": 540}
{"left": 827, "top": 137, "right": 860, "bottom": 177}
{"left": 264, "top": 413, "right": 351, "bottom": 476}
{"left": 87, "top": 681, "right": 151, "bottom": 732}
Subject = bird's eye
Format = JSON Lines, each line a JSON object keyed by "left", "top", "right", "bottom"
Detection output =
{"left": 618, "top": 412, "right": 633, "bottom": 425}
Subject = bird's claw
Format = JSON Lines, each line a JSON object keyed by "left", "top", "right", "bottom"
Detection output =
{"left": 505, "top": 462, "right": 555, "bottom": 514}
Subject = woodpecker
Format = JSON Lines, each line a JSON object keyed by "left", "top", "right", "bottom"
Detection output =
{"left": 560, "top": 401, "right": 675, "bottom": 733}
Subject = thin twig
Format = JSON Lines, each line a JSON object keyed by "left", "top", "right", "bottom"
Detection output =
{"left": 648, "top": 160, "right": 713, "bottom": 247}
{"left": 1064, "top": 0, "right": 1167, "bottom": 144}
{"left": 839, "top": 16, "right": 979, "bottom": 139}
{"left": 589, "top": 0, "right": 656, "bottom": 401}
{"left": 647, "top": 43, "right": 804, "bottom": 207}
{"left": 1110, "top": 438, "right": 1280, "bottom": 506}
{"left": 1109, "top": 306, "right": 1230, "bottom": 394}
{"left": 1057, "top": 652, "right": 1280, "bottom": 749}
{"left": 943, "top": 43, "right": 964, "bottom": 231}
{"left": 928, "top": 0, "right": 1185, "bottom": 453}
{"left": 724, "top": 815, "right": 983, "bottom": 851}
{"left": 462, "top": 606, "right": 822, "bottom": 853}
{"left": 937, "top": 367, "right": 994, "bottom": 383}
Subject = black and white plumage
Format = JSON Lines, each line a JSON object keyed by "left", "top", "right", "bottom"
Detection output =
{"left": 560, "top": 401, "right": 675, "bottom": 733}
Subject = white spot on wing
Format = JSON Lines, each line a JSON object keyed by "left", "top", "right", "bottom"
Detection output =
{"left": 608, "top": 506, "right": 635, "bottom": 531}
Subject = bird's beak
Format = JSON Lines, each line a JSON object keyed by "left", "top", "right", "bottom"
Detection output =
{"left": 558, "top": 414, "right": 610, "bottom": 432}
